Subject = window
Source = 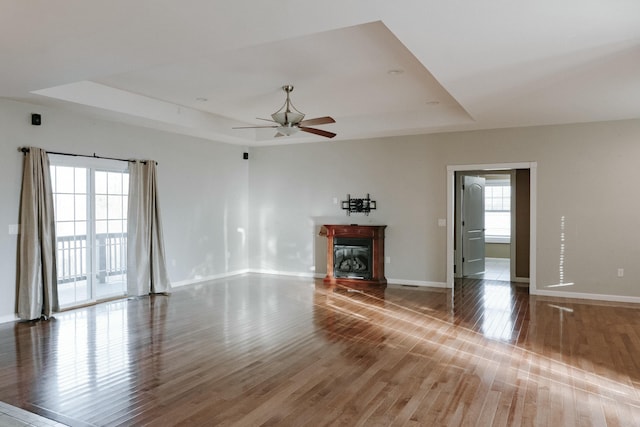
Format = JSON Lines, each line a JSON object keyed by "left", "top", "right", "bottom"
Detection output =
{"left": 50, "top": 156, "right": 129, "bottom": 308}
{"left": 485, "top": 181, "right": 511, "bottom": 243}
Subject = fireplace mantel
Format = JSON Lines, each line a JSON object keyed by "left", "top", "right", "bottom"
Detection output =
{"left": 321, "top": 224, "right": 387, "bottom": 289}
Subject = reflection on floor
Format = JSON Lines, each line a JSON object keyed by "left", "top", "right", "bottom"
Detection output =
{"left": 57, "top": 276, "right": 126, "bottom": 308}
{"left": 453, "top": 277, "right": 526, "bottom": 342}
{"left": 0, "top": 401, "right": 67, "bottom": 427}
{"left": 465, "top": 257, "right": 510, "bottom": 281}
{"left": 1, "top": 274, "right": 640, "bottom": 425}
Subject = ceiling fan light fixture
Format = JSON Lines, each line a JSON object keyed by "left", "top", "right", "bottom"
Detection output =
{"left": 271, "top": 110, "right": 305, "bottom": 125}
{"left": 276, "top": 124, "right": 299, "bottom": 136}
{"left": 271, "top": 100, "right": 305, "bottom": 125}
{"left": 288, "top": 111, "right": 305, "bottom": 124}
{"left": 271, "top": 111, "right": 286, "bottom": 124}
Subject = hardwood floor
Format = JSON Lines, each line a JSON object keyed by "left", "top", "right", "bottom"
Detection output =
{"left": 1, "top": 274, "right": 640, "bottom": 426}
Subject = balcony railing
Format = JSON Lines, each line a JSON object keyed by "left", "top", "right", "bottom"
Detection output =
{"left": 56, "top": 233, "right": 127, "bottom": 284}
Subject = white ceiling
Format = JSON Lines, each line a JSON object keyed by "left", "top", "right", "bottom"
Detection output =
{"left": 3, "top": 0, "right": 640, "bottom": 146}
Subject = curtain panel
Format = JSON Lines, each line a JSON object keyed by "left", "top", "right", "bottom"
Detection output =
{"left": 17, "top": 147, "right": 58, "bottom": 320}
{"left": 127, "top": 161, "right": 171, "bottom": 296}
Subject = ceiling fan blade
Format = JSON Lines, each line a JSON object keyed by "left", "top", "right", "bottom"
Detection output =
{"left": 299, "top": 116, "right": 335, "bottom": 127}
{"left": 232, "top": 125, "right": 278, "bottom": 129}
{"left": 299, "top": 126, "right": 336, "bottom": 139}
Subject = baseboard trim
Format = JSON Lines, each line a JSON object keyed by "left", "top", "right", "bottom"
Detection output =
{"left": 248, "top": 269, "right": 322, "bottom": 279}
{"left": 171, "top": 269, "right": 250, "bottom": 288}
{"left": 387, "top": 278, "right": 449, "bottom": 289}
{"left": 0, "top": 314, "right": 18, "bottom": 325}
{"left": 533, "top": 289, "right": 640, "bottom": 304}
{"left": 249, "top": 271, "right": 449, "bottom": 288}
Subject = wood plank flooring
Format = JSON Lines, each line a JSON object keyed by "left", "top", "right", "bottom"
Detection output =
{"left": 1, "top": 274, "right": 640, "bottom": 426}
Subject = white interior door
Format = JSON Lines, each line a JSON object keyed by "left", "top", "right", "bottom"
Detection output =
{"left": 462, "top": 175, "right": 486, "bottom": 276}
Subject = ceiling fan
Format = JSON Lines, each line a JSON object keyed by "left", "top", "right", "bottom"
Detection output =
{"left": 233, "top": 85, "right": 336, "bottom": 139}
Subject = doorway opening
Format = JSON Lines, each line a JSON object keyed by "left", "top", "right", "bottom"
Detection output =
{"left": 455, "top": 171, "right": 513, "bottom": 281}
{"left": 446, "top": 162, "right": 537, "bottom": 295}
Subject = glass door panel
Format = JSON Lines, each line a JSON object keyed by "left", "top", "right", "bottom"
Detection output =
{"left": 51, "top": 165, "right": 91, "bottom": 307}
{"left": 95, "top": 170, "right": 128, "bottom": 299}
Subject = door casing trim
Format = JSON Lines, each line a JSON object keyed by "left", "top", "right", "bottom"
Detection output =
{"left": 446, "top": 162, "right": 537, "bottom": 293}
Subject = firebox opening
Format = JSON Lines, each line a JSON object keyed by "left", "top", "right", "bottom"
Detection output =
{"left": 334, "top": 237, "right": 372, "bottom": 280}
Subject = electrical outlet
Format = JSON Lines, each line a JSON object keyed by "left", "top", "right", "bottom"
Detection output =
{"left": 617, "top": 268, "right": 624, "bottom": 278}
{"left": 8, "top": 224, "right": 19, "bottom": 235}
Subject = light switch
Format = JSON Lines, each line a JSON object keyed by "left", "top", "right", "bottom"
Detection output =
{"left": 438, "top": 219, "right": 446, "bottom": 227}
{"left": 8, "top": 224, "right": 19, "bottom": 235}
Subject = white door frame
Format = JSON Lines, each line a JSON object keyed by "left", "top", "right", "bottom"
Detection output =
{"left": 446, "top": 162, "right": 537, "bottom": 293}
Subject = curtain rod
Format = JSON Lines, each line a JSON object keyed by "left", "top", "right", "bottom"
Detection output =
{"left": 19, "top": 147, "right": 157, "bottom": 165}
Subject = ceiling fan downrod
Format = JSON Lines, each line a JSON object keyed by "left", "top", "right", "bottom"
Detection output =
{"left": 273, "top": 85, "right": 304, "bottom": 126}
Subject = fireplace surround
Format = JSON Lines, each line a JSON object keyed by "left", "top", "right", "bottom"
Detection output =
{"left": 321, "top": 224, "right": 387, "bottom": 289}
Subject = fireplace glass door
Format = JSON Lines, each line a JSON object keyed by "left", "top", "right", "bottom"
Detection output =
{"left": 333, "top": 238, "right": 372, "bottom": 280}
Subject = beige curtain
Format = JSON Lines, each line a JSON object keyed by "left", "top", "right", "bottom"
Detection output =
{"left": 17, "top": 147, "right": 58, "bottom": 320}
{"left": 127, "top": 161, "right": 171, "bottom": 296}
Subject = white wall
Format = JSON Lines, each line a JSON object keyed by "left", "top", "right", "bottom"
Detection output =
{"left": 0, "top": 99, "right": 249, "bottom": 321}
{"left": 248, "top": 138, "right": 449, "bottom": 284}
{"left": 249, "top": 119, "right": 640, "bottom": 301}
{"left": 3, "top": 97, "right": 640, "bottom": 321}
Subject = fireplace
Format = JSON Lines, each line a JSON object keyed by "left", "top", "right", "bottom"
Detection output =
{"left": 321, "top": 225, "right": 386, "bottom": 289}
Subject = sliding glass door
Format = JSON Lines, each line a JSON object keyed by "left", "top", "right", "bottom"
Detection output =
{"left": 94, "top": 170, "right": 128, "bottom": 299}
{"left": 50, "top": 156, "right": 129, "bottom": 308}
